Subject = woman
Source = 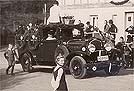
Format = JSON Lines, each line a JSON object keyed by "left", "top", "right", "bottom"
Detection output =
{"left": 104, "top": 20, "right": 110, "bottom": 33}
{"left": 51, "top": 53, "right": 68, "bottom": 91}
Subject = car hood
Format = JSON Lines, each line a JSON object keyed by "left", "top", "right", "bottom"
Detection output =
{"left": 67, "top": 39, "right": 87, "bottom": 51}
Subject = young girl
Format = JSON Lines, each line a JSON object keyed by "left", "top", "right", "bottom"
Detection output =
{"left": 51, "top": 53, "right": 68, "bottom": 91}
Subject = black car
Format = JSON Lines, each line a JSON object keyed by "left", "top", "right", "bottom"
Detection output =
{"left": 16, "top": 24, "right": 122, "bottom": 79}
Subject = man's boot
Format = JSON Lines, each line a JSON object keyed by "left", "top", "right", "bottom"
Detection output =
{"left": 6, "top": 66, "right": 11, "bottom": 75}
{"left": 11, "top": 66, "right": 14, "bottom": 75}
{"left": 6, "top": 69, "right": 8, "bottom": 75}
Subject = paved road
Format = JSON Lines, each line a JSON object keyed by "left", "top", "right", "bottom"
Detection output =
{"left": 0, "top": 51, "right": 134, "bottom": 91}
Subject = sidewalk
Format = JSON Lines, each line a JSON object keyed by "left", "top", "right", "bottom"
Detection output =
{"left": 0, "top": 45, "right": 8, "bottom": 69}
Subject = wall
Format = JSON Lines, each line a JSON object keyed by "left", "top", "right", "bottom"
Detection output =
{"left": 60, "top": 5, "right": 134, "bottom": 42}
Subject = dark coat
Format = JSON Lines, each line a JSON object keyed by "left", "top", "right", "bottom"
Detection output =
{"left": 108, "top": 24, "right": 118, "bottom": 33}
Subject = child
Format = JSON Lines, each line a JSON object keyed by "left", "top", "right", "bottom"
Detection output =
{"left": 51, "top": 53, "right": 68, "bottom": 91}
{"left": 4, "top": 44, "right": 18, "bottom": 75}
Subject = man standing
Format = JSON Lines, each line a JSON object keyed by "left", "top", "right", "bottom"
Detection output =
{"left": 85, "top": 21, "right": 93, "bottom": 33}
{"left": 108, "top": 19, "right": 118, "bottom": 40}
{"left": 84, "top": 21, "right": 93, "bottom": 38}
{"left": 104, "top": 20, "right": 110, "bottom": 33}
{"left": 47, "top": 1, "right": 61, "bottom": 24}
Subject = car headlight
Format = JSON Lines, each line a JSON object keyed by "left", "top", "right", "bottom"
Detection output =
{"left": 20, "top": 36, "right": 23, "bottom": 40}
{"left": 104, "top": 43, "right": 112, "bottom": 51}
{"left": 82, "top": 47, "right": 86, "bottom": 52}
{"left": 88, "top": 44, "right": 96, "bottom": 52}
{"left": 32, "top": 35, "right": 35, "bottom": 39}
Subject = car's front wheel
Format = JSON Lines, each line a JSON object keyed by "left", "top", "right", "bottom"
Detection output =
{"left": 21, "top": 52, "right": 33, "bottom": 72}
{"left": 69, "top": 56, "right": 87, "bottom": 79}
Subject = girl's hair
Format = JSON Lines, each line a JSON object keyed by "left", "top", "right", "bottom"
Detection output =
{"left": 55, "top": 53, "right": 65, "bottom": 66}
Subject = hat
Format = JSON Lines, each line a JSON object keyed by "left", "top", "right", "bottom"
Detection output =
{"left": 109, "top": 20, "right": 113, "bottom": 24}
{"left": 86, "top": 21, "right": 90, "bottom": 25}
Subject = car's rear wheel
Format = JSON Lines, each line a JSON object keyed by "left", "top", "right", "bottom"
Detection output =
{"left": 27, "top": 38, "right": 39, "bottom": 50}
{"left": 69, "top": 56, "right": 87, "bottom": 79}
{"left": 21, "top": 52, "right": 33, "bottom": 72}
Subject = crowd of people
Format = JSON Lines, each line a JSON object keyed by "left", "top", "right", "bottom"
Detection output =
{"left": 3, "top": 1, "right": 133, "bottom": 91}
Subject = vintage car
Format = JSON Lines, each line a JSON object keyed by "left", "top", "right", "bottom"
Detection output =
{"left": 16, "top": 24, "right": 122, "bottom": 79}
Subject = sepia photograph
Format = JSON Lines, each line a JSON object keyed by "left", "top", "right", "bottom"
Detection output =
{"left": 0, "top": 0, "right": 134, "bottom": 91}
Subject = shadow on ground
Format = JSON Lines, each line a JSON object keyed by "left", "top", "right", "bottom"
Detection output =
{"left": 32, "top": 68, "right": 54, "bottom": 73}
{"left": 0, "top": 68, "right": 38, "bottom": 90}
{"left": 28, "top": 66, "right": 134, "bottom": 79}
{"left": 85, "top": 68, "right": 134, "bottom": 79}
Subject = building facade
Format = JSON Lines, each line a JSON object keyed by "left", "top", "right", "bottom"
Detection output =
{"left": 58, "top": 0, "right": 134, "bottom": 42}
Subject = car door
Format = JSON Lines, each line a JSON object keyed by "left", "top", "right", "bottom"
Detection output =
{"left": 32, "top": 40, "right": 58, "bottom": 65}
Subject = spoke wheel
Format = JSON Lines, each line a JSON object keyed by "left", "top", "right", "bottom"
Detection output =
{"left": 21, "top": 53, "right": 33, "bottom": 72}
{"left": 69, "top": 56, "right": 87, "bottom": 79}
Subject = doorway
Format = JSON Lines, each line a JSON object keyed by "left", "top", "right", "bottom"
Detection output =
{"left": 90, "top": 15, "right": 98, "bottom": 28}
{"left": 125, "top": 12, "right": 134, "bottom": 41}
{"left": 112, "top": 14, "right": 117, "bottom": 26}
{"left": 125, "top": 12, "right": 134, "bottom": 29}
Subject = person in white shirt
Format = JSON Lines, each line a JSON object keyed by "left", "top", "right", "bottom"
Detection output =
{"left": 47, "top": 1, "right": 61, "bottom": 24}
{"left": 46, "top": 32, "right": 56, "bottom": 40}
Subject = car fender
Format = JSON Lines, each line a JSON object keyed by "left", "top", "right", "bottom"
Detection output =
{"left": 66, "top": 51, "right": 88, "bottom": 63}
{"left": 19, "top": 49, "right": 36, "bottom": 65}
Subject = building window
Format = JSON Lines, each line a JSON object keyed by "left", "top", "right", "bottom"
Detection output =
{"left": 128, "top": 17, "right": 131, "bottom": 21}
{"left": 90, "top": 15, "right": 98, "bottom": 27}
